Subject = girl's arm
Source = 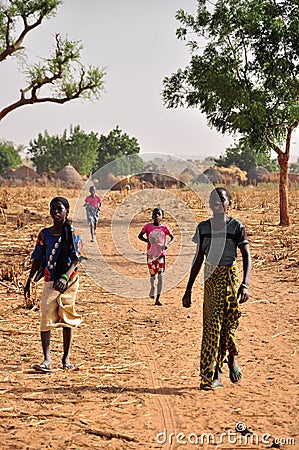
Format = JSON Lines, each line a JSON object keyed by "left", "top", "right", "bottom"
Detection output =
{"left": 182, "top": 246, "right": 205, "bottom": 308}
{"left": 24, "top": 258, "right": 43, "bottom": 299}
{"left": 238, "top": 243, "right": 252, "bottom": 303}
{"left": 165, "top": 233, "right": 175, "bottom": 249}
{"left": 64, "top": 256, "right": 79, "bottom": 279}
{"left": 138, "top": 231, "right": 149, "bottom": 243}
{"left": 53, "top": 255, "right": 79, "bottom": 293}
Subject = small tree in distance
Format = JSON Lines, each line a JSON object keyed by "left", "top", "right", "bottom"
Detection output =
{"left": 0, "top": 141, "right": 22, "bottom": 175}
{"left": 0, "top": 0, "right": 105, "bottom": 121}
{"left": 215, "top": 139, "right": 277, "bottom": 172}
{"left": 96, "top": 126, "right": 145, "bottom": 176}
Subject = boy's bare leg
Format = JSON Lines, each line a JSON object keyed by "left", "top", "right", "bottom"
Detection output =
{"left": 90, "top": 223, "right": 95, "bottom": 241}
{"left": 149, "top": 275, "right": 155, "bottom": 299}
{"left": 155, "top": 273, "right": 163, "bottom": 306}
{"left": 62, "top": 327, "right": 73, "bottom": 369}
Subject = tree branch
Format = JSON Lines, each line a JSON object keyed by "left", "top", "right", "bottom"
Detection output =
{"left": 266, "top": 133, "right": 283, "bottom": 157}
{"left": 0, "top": 78, "right": 101, "bottom": 121}
{"left": 0, "top": 4, "right": 104, "bottom": 122}
{"left": 285, "top": 120, "right": 299, "bottom": 159}
{"left": 0, "top": 6, "right": 54, "bottom": 62}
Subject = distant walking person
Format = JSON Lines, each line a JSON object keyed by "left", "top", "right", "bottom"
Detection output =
{"left": 182, "top": 188, "right": 251, "bottom": 390}
{"left": 124, "top": 183, "right": 131, "bottom": 196}
{"left": 84, "top": 186, "right": 102, "bottom": 242}
{"left": 138, "top": 207, "right": 174, "bottom": 306}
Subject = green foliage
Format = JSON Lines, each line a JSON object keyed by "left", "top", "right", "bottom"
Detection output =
{"left": 0, "top": 1, "right": 62, "bottom": 56}
{"left": 215, "top": 139, "right": 278, "bottom": 172}
{"left": 163, "top": 0, "right": 299, "bottom": 146}
{"left": 27, "top": 125, "right": 99, "bottom": 175}
{"left": 27, "top": 125, "right": 144, "bottom": 177}
{"left": 0, "top": 141, "right": 22, "bottom": 175}
{"left": 0, "top": 0, "right": 105, "bottom": 120}
{"left": 96, "top": 126, "right": 144, "bottom": 176}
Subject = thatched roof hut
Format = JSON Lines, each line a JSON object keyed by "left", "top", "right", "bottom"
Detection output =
{"left": 194, "top": 167, "right": 224, "bottom": 185}
{"left": 6, "top": 165, "right": 39, "bottom": 180}
{"left": 247, "top": 166, "right": 271, "bottom": 184}
{"left": 217, "top": 166, "right": 248, "bottom": 184}
{"left": 55, "top": 164, "right": 83, "bottom": 188}
{"left": 179, "top": 167, "right": 197, "bottom": 184}
{"left": 181, "top": 167, "right": 197, "bottom": 177}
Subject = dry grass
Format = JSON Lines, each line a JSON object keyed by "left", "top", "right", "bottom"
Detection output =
{"left": 0, "top": 183, "right": 298, "bottom": 304}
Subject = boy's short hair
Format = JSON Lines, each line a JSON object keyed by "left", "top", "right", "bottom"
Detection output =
{"left": 152, "top": 207, "right": 164, "bottom": 218}
{"left": 211, "top": 187, "right": 232, "bottom": 206}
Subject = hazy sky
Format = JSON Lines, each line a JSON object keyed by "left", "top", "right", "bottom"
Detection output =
{"left": 1, "top": 0, "right": 298, "bottom": 162}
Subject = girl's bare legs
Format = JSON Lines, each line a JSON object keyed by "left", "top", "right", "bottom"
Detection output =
{"left": 62, "top": 327, "right": 73, "bottom": 369}
{"left": 149, "top": 275, "right": 155, "bottom": 299}
{"left": 228, "top": 352, "right": 242, "bottom": 382}
{"left": 213, "top": 364, "right": 222, "bottom": 384}
{"left": 90, "top": 223, "right": 95, "bottom": 242}
{"left": 40, "top": 330, "right": 51, "bottom": 368}
{"left": 155, "top": 273, "right": 163, "bottom": 306}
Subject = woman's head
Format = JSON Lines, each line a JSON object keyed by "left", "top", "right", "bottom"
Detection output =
{"left": 50, "top": 197, "right": 73, "bottom": 279}
{"left": 152, "top": 207, "right": 164, "bottom": 224}
{"left": 209, "top": 188, "right": 231, "bottom": 214}
{"left": 50, "top": 197, "right": 70, "bottom": 221}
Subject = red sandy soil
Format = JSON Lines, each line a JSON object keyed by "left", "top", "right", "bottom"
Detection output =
{"left": 0, "top": 185, "right": 298, "bottom": 449}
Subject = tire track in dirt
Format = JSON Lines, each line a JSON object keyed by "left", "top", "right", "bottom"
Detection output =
{"left": 77, "top": 240, "right": 179, "bottom": 447}
{"left": 75, "top": 189, "right": 187, "bottom": 448}
{"left": 108, "top": 188, "right": 180, "bottom": 448}
{"left": 133, "top": 324, "right": 178, "bottom": 450}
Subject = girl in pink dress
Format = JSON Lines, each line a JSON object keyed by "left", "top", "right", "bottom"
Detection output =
{"left": 138, "top": 208, "right": 174, "bottom": 306}
{"left": 84, "top": 186, "right": 102, "bottom": 242}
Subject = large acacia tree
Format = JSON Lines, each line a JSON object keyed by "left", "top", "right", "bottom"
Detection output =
{"left": 0, "top": 0, "right": 105, "bottom": 121}
{"left": 163, "top": 0, "right": 299, "bottom": 225}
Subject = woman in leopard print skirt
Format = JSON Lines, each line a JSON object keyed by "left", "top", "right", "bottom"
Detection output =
{"left": 182, "top": 188, "right": 251, "bottom": 390}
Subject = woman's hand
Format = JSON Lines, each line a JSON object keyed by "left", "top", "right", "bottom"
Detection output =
{"left": 53, "top": 277, "right": 68, "bottom": 293}
{"left": 182, "top": 290, "right": 192, "bottom": 308}
{"left": 238, "top": 285, "right": 249, "bottom": 303}
{"left": 24, "top": 279, "right": 31, "bottom": 299}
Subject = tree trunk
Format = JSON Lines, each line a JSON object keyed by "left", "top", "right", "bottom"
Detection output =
{"left": 277, "top": 151, "right": 290, "bottom": 226}
{"left": 268, "top": 122, "right": 298, "bottom": 227}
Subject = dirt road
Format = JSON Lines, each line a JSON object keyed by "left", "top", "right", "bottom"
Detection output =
{"left": 0, "top": 186, "right": 298, "bottom": 449}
